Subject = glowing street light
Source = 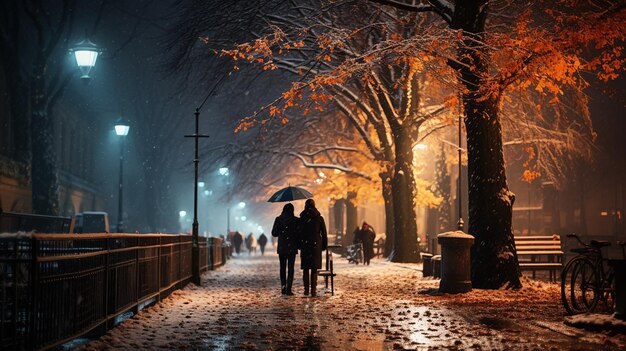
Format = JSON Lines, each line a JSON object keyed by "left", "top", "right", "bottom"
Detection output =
{"left": 69, "top": 38, "right": 102, "bottom": 81}
{"left": 179, "top": 210, "right": 187, "bottom": 218}
{"left": 114, "top": 118, "right": 130, "bottom": 232}
{"left": 238, "top": 201, "right": 246, "bottom": 209}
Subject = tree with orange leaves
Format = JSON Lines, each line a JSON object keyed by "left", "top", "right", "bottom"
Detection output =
{"left": 370, "top": 0, "right": 624, "bottom": 288}
{"left": 168, "top": 0, "right": 624, "bottom": 286}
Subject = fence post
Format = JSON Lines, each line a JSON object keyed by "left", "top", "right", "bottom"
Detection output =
{"left": 104, "top": 235, "right": 111, "bottom": 330}
{"left": 29, "top": 237, "right": 38, "bottom": 350}
{"left": 134, "top": 236, "right": 140, "bottom": 314}
{"left": 157, "top": 235, "right": 162, "bottom": 302}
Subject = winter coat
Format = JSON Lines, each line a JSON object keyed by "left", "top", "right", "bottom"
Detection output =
{"left": 271, "top": 213, "right": 299, "bottom": 256}
{"left": 361, "top": 227, "right": 376, "bottom": 261}
{"left": 353, "top": 227, "right": 362, "bottom": 244}
{"left": 233, "top": 232, "right": 243, "bottom": 248}
{"left": 258, "top": 233, "right": 268, "bottom": 248}
{"left": 245, "top": 234, "right": 257, "bottom": 251}
{"left": 298, "top": 207, "right": 328, "bottom": 270}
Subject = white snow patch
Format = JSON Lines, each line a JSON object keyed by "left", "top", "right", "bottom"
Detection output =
{"left": 0, "top": 231, "right": 34, "bottom": 238}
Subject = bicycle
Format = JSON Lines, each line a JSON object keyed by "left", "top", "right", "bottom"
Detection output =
{"left": 346, "top": 243, "right": 363, "bottom": 264}
{"left": 560, "top": 233, "right": 615, "bottom": 315}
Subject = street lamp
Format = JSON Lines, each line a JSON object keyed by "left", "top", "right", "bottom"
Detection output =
{"left": 185, "top": 74, "right": 227, "bottom": 285}
{"left": 219, "top": 167, "right": 232, "bottom": 233}
{"left": 114, "top": 118, "right": 129, "bottom": 232}
{"left": 69, "top": 38, "right": 101, "bottom": 81}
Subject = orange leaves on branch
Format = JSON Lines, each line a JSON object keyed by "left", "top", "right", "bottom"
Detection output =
{"left": 520, "top": 146, "right": 541, "bottom": 183}
{"left": 522, "top": 169, "right": 542, "bottom": 183}
{"left": 268, "top": 105, "right": 281, "bottom": 117}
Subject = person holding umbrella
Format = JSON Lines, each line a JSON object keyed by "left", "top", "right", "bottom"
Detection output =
{"left": 298, "top": 199, "right": 328, "bottom": 297}
{"left": 271, "top": 203, "right": 300, "bottom": 295}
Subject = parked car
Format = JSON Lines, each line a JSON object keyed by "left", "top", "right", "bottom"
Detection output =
{"left": 71, "top": 211, "right": 110, "bottom": 233}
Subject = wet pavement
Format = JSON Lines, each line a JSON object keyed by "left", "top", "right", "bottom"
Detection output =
{"left": 78, "top": 252, "right": 626, "bottom": 350}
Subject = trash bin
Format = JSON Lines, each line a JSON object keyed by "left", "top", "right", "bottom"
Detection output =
{"left": 422, "top": 253, "right": 433, "bottom": 277}
{"left": 437, "top": 230, "right": 474, "bottom": 293}
{"left": 609, "top": 259, "right": 626, "bottom": 320}
{"left": 432, "top": 255, "right": 442, "bottom": 278}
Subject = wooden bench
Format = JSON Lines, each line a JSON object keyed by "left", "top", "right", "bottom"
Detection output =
{"left": 373, "top": 238, "right": 385, "bottom": 257}
{"left": 318, "top": 245, "right": 341, "bottom": 295}
{"left": 515, "top": 235, "right": 563, "bottom": 282}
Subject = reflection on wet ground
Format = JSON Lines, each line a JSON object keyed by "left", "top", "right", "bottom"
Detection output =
{"left": 78, "top": 253, "right": 625, "bottom": 350}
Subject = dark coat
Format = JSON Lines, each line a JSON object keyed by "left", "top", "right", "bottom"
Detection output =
{"left": 232, "top": 232, "right": 243, "bottom": 253}
{"left": 298, "top": 207, "right": 328, "bottom": 270}
{"left": 258, "top": 233, "right": 268, "bottom": 247}
{"left": 361, "top": 227, "right": 376, "bottom": 260}
{"left": 271, "top": 213, "right": 299, "bottom": 256}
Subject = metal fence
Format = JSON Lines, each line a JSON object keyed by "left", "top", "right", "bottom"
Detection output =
{"left": 0, "top": 233, "right": 197, "bottom": 350}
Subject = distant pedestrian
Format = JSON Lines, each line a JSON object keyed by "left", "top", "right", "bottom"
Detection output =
{"left": 232, "top": 231, "right": 243, "bottom": 255}
{"left": 348, "top": 226, "right": 363, "bottom": 264}
{"left": 245, "top": 232, "right": 257, "bottom": 255}
{"left": 258, "top": 233, "right": 268, "bottom": 255}
{"left": 352, "top": 226, "right": 361, "bottom": 245}
{"left": 272, "top": 203, "right": 299, "bottom": 295}
{"left": 298, "top": 199, "right": 327, "bottom": 297}
{"left": 360, "top": 222, "right": 376, "bottom": 265}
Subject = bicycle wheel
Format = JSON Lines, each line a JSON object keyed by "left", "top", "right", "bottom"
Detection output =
{"left": 597, "top": 269, "right": 615, "bottom": 313}
{"left": 561, "top": 257, "right": 600, "bottom": 314}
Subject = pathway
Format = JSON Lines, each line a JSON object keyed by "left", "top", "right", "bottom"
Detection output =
{"left": 78, "top": 252, "right": 625, "bottom": 350}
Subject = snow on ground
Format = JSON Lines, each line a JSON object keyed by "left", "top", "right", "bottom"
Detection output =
{"left": 78, "top": 253, "right": 626, "bottom": 350}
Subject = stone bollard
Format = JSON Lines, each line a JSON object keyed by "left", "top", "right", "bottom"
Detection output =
{"left": 432, "top": 255, "right": 442, "bottom": 278}
{"left": 609, "top": 260, "right": 626, "bottom": 320}
{"left": 437, "top": 230, "right": 474, "bottom": 293}
{"left": 422, "top": 253, "right": 433, "bottom": 277}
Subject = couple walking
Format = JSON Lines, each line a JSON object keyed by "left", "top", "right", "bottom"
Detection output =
{"left": 271, "top": 199, "right": 328, "bottom": 297}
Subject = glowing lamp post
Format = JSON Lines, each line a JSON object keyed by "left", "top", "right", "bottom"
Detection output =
{"left": 70, "top": 38, "right": 101, "bottom": 81}
{"left": 219, "top": 167, "right": 232, "bottom": 233}
{"left": 114, "top": 119, "right": 129, "bottom": 232}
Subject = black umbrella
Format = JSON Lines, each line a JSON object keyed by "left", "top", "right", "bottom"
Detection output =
{"left": 267, "top": 186, "right": 313, "bottom": 202}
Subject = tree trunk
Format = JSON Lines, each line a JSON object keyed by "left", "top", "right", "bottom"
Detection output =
{"left": 30, "top": 64, "right": 59, "bottom": 215}
{"left": 464, "top": 96, "right": 520, "bottom": 288}
{"left": 389, "top": 128, "right": 420, "bottom": 263}
{"left": 381, "top": 172, "right": 394, "bottom": 257}
{"left": 435, "top": 146, "right": 451, "bottom": 232}
{"left": 453, "top": 0, "right": 520, "bottom": 289}
{"left": 345, "top": 192, "right": 358, "bottom": 245}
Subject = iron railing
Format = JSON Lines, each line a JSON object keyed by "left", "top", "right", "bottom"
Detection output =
{"left": 208, "top": 237, "right": 228, "bottom": 270}
{"left": 0, "top": 233, "right": 198, "bottom": 350}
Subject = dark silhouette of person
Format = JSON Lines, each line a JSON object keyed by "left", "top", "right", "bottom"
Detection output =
{"left": 245, "top": 232, "right": 257, "bottom": 255}
{"left": 272, "top": 203, "right": 299, "bottom": 295}
{"left": 298, "top": 199, "right": 327, "bottom": 297}
{"left": 351, "top": 226, "right": 363, "bottom": 264}
{"left": 360, "top": 222, "right": 376, "bottom": 265}
{"left": 258, "top": 233, "right": 268, "bottom": 255}
{"left": 232, "top": 231, "right": 243, "bottom": 255}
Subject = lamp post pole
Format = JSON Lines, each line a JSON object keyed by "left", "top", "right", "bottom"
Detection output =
{"left": 185, "top": 74, "right": 227, "bottom": 285}
{"left": 219, "top": 167, "right": 231, "bottom": 235}
{"left": 185, "top": 109, "right": 208, "bottom": 285}
{"left": 227, "top": 206, "right": 231, "bottom": 234}
{"left": 117, "top": 136, "right": 125, "bottom": 232}
{"left": 114, "top": 121, "right": 129, "bottom": 232}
